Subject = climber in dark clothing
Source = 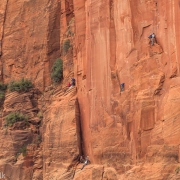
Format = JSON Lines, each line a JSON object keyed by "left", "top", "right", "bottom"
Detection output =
{"left": 148, "top": 33, "right": 156, "bottom": 46}
{"left": 71, "top": 78, "right": 76, "bottom": 86}
{"left": 81, "top": 156, "right": 89, "bottom": 170}
{"left": 120, "top": 83, "right": 125, "bottom": 92}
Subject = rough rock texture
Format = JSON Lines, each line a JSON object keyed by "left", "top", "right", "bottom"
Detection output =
{"left": 0, "top": 0, "right": 180, "bottom": 179}
{"left": 0, "top": 90, "right": 42, "bottom": 180}
{"left": 0, "top": 0, "right": 61, "bottom": 90}
{"left": 73, "top": 0, "right": 180, "bottom": 179}
{"left": 42, "top": 86, "right": 80, "bottom": 180}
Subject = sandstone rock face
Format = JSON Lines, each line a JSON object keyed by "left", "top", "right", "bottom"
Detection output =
{"left": 0, "top": 0, "right": 180, "bottom": 179}
{"left": 0, "top": 0, "right": 61, "bottom": 90}
{"left": 42, "top": 87, "right": 80, "bottom": 180}
{"left": 73, "top": 0, "right": 180, "bottom": 179}
{"left": 0, "top": 90, "right": 42, "bottom": 180}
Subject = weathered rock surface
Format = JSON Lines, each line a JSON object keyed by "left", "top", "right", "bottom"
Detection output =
{"left": 0, "top": 89, "right": 42, "bottom": 180}
{"left": 0, "top": 0, "right": 180, "bottom": 179}
{"left": 42, "top": 86, "right": 80, "bottom": 180}
{"left": 73, "top": 0, "right": 180, "bottom": 179}
{"left": 0, "top": 0, "right": 61, "bottom": 90}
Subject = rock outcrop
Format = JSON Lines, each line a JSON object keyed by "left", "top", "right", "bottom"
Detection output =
{"left": 0, "top": 89, "right": 42, "bottom": 180}
{"left": 0, "top": 0, "right": 180, "bottom": 179}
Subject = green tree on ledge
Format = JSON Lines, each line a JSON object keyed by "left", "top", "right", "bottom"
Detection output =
{"left": 51, "top": 58, "right": 63, "bottom": 83}
{"left": 5, "top": 112, "right": 28, "bottom": 127}
{"left": 8, "top": 78, "right": 33, "bottom": 93}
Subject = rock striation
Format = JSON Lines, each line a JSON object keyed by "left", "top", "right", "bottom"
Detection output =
{"left": 0, "top": 0, "right": 180, "bottom": 179}
{"left": 73, "top": 0, "right": 180, "bottom": 179}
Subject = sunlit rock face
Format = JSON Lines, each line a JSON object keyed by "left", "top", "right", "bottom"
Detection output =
{"left": 74, "top": 0, "right": 180, "bottom": 179}
{"left": 1, "top": 0, "right": 180, "bottom": 179}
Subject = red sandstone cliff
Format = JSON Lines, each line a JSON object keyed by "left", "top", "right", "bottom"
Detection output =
{"left": 0, "top": 0, "right": 180, "bottom": 179}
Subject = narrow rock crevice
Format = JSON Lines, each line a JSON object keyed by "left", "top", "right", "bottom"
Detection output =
{"left": 0, "top": 0, "right": 8, "bottom": 56}
{"left": 0, "top": 0, "right": 9, "bottom": 83}
{"left": 75, "top": 98, "right": 83, "bottom": 157}
{"left": 46, "top": 0, "right": 61, "bottom": 88}
{"left": 65, "top": 0, "right": 74, "bottom": 25}
{"left": 109, "top": 0, "right": 117, "bottom": 71}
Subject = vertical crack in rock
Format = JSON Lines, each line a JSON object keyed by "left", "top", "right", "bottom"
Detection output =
{"left": 0, "top": 0, "right": 8, "bottom": 56}
{"left": 65, "top": 0, "right": 74, "bottom": 25}
{"left": 0, "top": 0, "right": 8, "bottom": 82}
{"left": 47, "top": 1, "right": 60, "bottom": 56}
{"left": 45, "top": 0, "right": 61, "bottom": 87}
{"left": 75, "top": 98, "right": 83, "bottom": 156}
{"left": 109, "top": 0, "right": 116, "bottom": 71}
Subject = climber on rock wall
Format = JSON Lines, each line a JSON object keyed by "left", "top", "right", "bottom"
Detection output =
{"left": 71, "top": 78, "right": 76, "bottom": 86}
{"left": 67, "top": 82, "right": 71, "bottom": 87}
{"left": 120, "top": 83, "right": 125, "bottom": 92}
{"left": 81, "top": 156, "right": 89, "bottom": 170}
{"left": 148, "top": 33, "right": 156, "bottom": 46}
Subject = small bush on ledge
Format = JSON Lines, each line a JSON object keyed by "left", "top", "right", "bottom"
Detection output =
{"left": 5, "top": 112, "right": 28, "bottom": 127}
{"left": 63, "top": 39, "right": 71, "bottom": 53}
{"left": 0, "top": 82, "right": 7, "bottom": 106}
{"left": 0, "top": 92, "right": 5, "bottom": 105}
{"left": 15, "top": 144, "right": 28, "bottom": 160}
{"left": 0, "top": 82, "right": 7, "bottom": 91}
{"left": 8, "top": 78, "right": 33, "bottom": 93}
{"left": 51, "top": 58, "right": 63, "bottom": 83}
{"left": 19, "top": 144, "right": 27, "bottom": 157}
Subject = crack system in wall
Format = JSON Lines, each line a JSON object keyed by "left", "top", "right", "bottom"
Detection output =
{"left": 0, "top": 0, "right": 8, "bottom": 56}
{"left": 0, "top": 0, "right": 8, "bottom": 82}
{"left": 75, "top": 98, "right": 83, "bottom": 156}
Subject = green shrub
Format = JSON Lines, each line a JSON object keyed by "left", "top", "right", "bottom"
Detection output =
{"left": 63, "top": 39, "right": 71, "bottom": 53}
{"left": 0, "top": 92, "right": 5, "bottom": 105}
{"left": 37, "top": 112, "right": 43, "bottom": 119}
{"left": 19, "top": 145, "right": 27, "bottom": 156}
{"left": 0, "top": 83, "right": 7, "bottom": 106}
{"left": 0, "top": 82, "right": 7, "bottom": 91}
{"left": 5, "top": 112, "right": 28, "bottom": 126}
{"left": 51, "top": 58, "right": 63, "bottom": 83}
{"left": 15, "top": 145, "right": 28, "bottom": 159}
{"left": 8, "top": 78, "right": 33, "bottom": 92}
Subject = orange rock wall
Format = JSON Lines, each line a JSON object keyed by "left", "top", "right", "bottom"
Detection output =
{"left": 0, "top": 0, "right": 61, "bottom": 90}
{"left": 1, "top": 0, "right": 180, "bottom": 179}
{"left": 74, "top": 0, "right": 180, "bottom": 178}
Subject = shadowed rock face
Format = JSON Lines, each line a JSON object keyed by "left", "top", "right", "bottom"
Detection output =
{"left": 0, "top": 0, "right": 180, "bottom": 179}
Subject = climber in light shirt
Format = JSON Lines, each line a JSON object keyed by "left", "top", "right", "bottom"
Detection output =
{"left": 148, "top": 33, "right": 156, "bottom": 46}
{"left": 81, "top": 156, "right": 89, "bottom": 170}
